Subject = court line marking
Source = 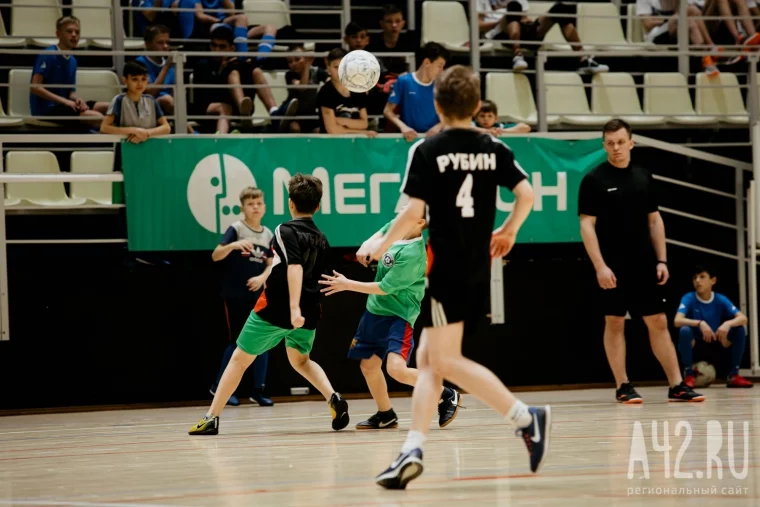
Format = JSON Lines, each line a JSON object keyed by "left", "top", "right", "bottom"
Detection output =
{"left": 0, "top": 500, "right": 189, "bottom": 507}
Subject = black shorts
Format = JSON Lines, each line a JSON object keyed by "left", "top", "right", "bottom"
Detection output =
{"left": 418, "top": 280, "right": 490, "bottom": 328}
{"left": 602, "top": 270, "right": 667, "bottom": 318}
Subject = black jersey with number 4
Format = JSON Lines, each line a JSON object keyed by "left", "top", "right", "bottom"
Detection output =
{"left": 402, "top": 129, "right": 527, "bottom": 292}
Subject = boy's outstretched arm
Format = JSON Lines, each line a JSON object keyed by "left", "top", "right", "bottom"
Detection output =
{"left": 319, "top": 270, "right": 387, "bottom": 296}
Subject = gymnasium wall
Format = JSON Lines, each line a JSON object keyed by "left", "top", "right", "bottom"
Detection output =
{"left": 0, "top": 239, "right": 744, "bottom": 411}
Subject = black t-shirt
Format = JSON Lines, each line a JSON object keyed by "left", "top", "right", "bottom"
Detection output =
{"left": 402, "top": 129, "right": 527, "bottom": 294}
{"left": 577, "top": 161, "right": 659, "bottom": 271}
{"left": 255, "top": 218, "right": 329, "bottom": 330}
{"left": 218, "top": 221, "right": 274, "bottom": 301}
{"left": 285, "top": 66, "right": 329, "bottom": 114}
{"left": 316, "top": 80, "right": 368, "bottom": 133}
{"left": 193, "top": 58, "right": 253, "bottom": 108}
{"left": 367, "top": 32, "right": 416, "bottom": 75}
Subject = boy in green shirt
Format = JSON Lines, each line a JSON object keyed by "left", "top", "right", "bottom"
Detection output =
{"left": 319, "top": 215, "right": 460, "bottom": 430}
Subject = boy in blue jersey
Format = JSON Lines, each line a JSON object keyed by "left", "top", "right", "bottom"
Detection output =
{"left": 30, "top": 16, "right": 109, "bottom": 127}
{"left": 384, "top": 42, "right": 449, "bottom": 142}
{"left": 136, "top": 26, "right": 176, "bottom": 117}
{"left": 675, "top": 265, "right": 752, "bottom": 388}
{"left": 319, "top": 214, "right": 461, "bottom": 430}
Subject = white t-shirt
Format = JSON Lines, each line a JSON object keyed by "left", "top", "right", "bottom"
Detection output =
{"left": 635, "top": 0, "right": 675, "bottom": 17}
{"left": 478, "top": 0, "right": 530, "bottom": 39}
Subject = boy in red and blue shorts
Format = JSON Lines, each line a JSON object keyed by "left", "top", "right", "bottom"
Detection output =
{"left": 320, "top": 214, "right": 460, "bottom": 430}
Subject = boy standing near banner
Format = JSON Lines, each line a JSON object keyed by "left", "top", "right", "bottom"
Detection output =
{"left": 210, "top": 186, "right": 274, "bottom": 407}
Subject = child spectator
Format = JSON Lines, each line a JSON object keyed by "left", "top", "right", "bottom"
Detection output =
{"left": 30, "top": 16, "right": 109, "bottom": 128}
{"left": 344, "top": 22, "right": 370, "bottom": 51}
{"left": 273, "top": 44, "right": 328, "bottom": 133}
{"left": 473, "top": 100, "right": 531, "bottom": 135}
{"left": 210, "top": 187, "right": 274, "bottom": 407}
{"left": 384, "top": 42, "right": 449, "bottom": 141}
{"left": 193, "top": 26, "right": 281, "bottom": 133}
{"left": 674, "top": 265, "right": 753, "bottom": 388}
{"left": 478, "top": 0, "right": 609, "bottom": 74}
{"left": 100, "top": 61, "right": 171, "bottom": 142}
{"left": 367, "top": 4, "right": 416, "bottom": 76}
{"left": 317, "top": 48, "right": 376, "bottom": 137}
{"left": 136, "top": 25, "right": 176, "bottom": 116}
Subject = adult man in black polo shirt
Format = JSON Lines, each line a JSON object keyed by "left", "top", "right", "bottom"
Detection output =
{"left": 578, "top": 119, "right": 705, "bottom": 404}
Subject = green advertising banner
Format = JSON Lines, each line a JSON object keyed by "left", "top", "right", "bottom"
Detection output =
{"left": 122, "top": 137, "right": 606, "bottom": 251}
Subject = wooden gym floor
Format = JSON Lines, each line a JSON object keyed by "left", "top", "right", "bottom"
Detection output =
{"left": 1, "top": 386, "right": 759, "bottom": 506}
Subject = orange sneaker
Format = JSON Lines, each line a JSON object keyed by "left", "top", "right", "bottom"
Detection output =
{"left": 702, "top": 55, "right": 720, "bottom": 77}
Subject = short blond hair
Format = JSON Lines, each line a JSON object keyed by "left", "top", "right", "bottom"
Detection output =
{"left": 56, "top": 15, "right": 81, "bottom": 31}
{"left": 239, "top": 186, "right": 264, "bottom": 204}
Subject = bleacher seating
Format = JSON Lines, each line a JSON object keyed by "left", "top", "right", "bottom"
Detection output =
{"left": 70, "top": 151, "right": 115, "bottom": 205}
{"left": 576, "top": 3, "right": 628, "bottom": 51}
{"left": 591, "top": 73, "right": 667, "bottom": 127}
{"left": 10, "top": 0, "right": 72, "bottom": 48}
{"left": 421, "top": 1, "right": 492, "bottom": 53}
{"left": 644, "top": 73, "right": 716, "bottom": 125}
{"left": 72, "top": 0, "right": 144, "bottom": 49}
{"left": 5, "top": 151, "right": 87, "bottom": 206}
{"left": 0, "top": 13, "right": 25, "bottom": 48}
{"left": 252, "top": 71, "right": 289, "bottom": 127}
{"left": 241, "top": 0, "right": 293, "bottom": 52}
{"left": 545, "top": 72, "right": 608, "bottom": 126}
{"left": 695, "top": 72, "right": 750, "bottom": 125}
{"left": 485, "top": 73, "right": 537, "bottom": 126}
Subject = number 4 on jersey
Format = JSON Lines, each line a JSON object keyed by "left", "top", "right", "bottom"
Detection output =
{"left": 456, "top": 174, "right": 474, "bottom": 218}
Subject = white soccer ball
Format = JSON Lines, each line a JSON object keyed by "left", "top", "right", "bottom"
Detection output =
{"left": 693, "top": 361, "right": 716, "bottom": 387}
{"left": 339, "top": 50, "right": 381, "bottom": 93}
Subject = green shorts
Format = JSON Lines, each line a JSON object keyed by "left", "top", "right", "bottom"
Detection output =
{"left": 236, "top": 311, "right": 316, "bottom": 356}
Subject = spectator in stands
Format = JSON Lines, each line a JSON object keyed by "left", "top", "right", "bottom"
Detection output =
{"left": 699, "top": 0, "right": 760, "bottom": 51}
{"left": 274, "top": 44, "right": 326, "bottom": 133}
{"left": 674, "top": 265, "right": 752, "bottom": 388}
{"left": 344, "top": 22, "right": 370, "bottom": 51}
{"left": 472, "top": 100, "right": 531, "bottom": 134}
{"left": 100, "top": 61, "right": 171, "bottom": 141}
{"left": 193, "top": 26, "right": 281, "bottom": 133}
{"left": 384, "top": 42, "right": 448, "bottom": 142}
{"left": 211, "top": 186, "right": 274, "bottom": 407}
{"left": 637, "top": 0, "right": 723, "bottom": 75}
{"left": 30, "top": 16, "right": 109, "bottom": 128}
{"left": 136, "top": 25, "right": 176, "bottom": 117}
{"left": 366, "top": 4, "right": 415, "bottom": 125}
{"left": 477, "top": 0, "right": 609, "bottom": 74}
{"left": 367, "top": 4, "right": 415, "bottom": 76}
{"left": 317, "top": 48, "right": 377, "bottom": 137}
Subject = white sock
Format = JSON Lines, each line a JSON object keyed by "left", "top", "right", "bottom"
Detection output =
{"left": 400, "top": 430, "right": 426, "bottom": 453}
{"left": 506, "top": 400, "right": 532, "bottom": 428}
{"left": 269, "top": 106, "right": 278, "bottom": 114}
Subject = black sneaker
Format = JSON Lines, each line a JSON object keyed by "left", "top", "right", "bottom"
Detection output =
{"left": 616, "top": 382, "right": 643, "bottom": 404}
{"left": 328, "top": 392, "right": 350, "bottom": 430}
{"left": 188, "top": 415, "right": 219, "bottom": 435}
{"left": 668, "top": 382, "right": 706, "bottom": 402}
{"left": 356, "top": 409, "right": 398, "bottom": 430}
{"left": 376, "top": 448, "right": 424, "bottom": 490}
{"left": 516, "top": 406, "right": 552, "bottom": 473}
{"left": 438, "top": 388, "right": 461, "bottom": 428}
{"left": 578, "top": 56, "right": 609, "bottom": 75}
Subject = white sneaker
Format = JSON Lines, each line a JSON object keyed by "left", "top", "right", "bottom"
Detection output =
{"left": 512, "top": 54, "right": 528, "bottom": 72}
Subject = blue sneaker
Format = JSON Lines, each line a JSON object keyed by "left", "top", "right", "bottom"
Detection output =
{"left": 376, "top": 448, "right": 424, "bottom": 490}
{"left": 516, "top": 406, "right": 552, "bottom": 473}
{"left": 209, "top": 385, "right": 240, "bottom": 407}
